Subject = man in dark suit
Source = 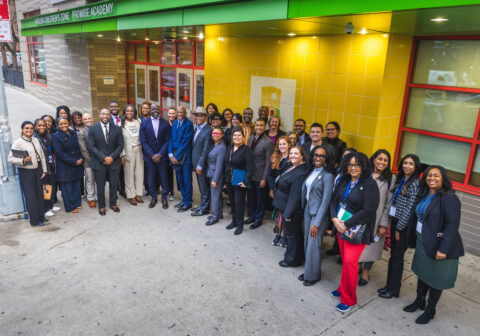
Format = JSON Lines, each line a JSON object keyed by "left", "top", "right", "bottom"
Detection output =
{"left": 139, "top": 104, "right": 170, "bottom": 209}
{"left": 109, "top": 100, "right": 126, "bottom": 198}
{"left": 168, "top": 106, "right": 194, "bottom": 212}
{"left": 246, "top": 119, "right": 274, "bottom": 229}
{"left": 191, "top": 107, "right": 213, "bottom": 216}
{"left": 301, "top": 123, "right": 335, "bottom": 162}
{"left": 294, "top": 118, "right": 311, "bottom": 145}
{"left": 87, "top": 108, "right": 124, "bottom": 216}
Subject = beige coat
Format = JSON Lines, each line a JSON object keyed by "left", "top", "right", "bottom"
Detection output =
{"left": 359, "top": 175, "right": 396, "bottom": 263}
{"left": 8, "top": 137, "right": 47, "bottom": 172}
{"left": 77, "top": 127, "right": 91, "bottom": 168}
{"left": 121, "top": 119, "right": 142, "bottom": 161}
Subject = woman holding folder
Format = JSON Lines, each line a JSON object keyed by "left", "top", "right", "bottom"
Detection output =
{"left": 329, "top": 152, "right": 379, "bottom": 312}
{"left": 224, "top": 126, "right": 253, "bottom": 235}
{"left": 8, "top": 121, "right": 48, "bottom": 226}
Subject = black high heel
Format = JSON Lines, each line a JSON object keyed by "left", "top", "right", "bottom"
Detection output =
{"left": 403, "top": 297, "right": 426, "bottom": 312}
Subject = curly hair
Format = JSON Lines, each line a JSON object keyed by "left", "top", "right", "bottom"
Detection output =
{"left": 338, "top": 151, "right": 371, "bottom": 184}
{"left": 308, "top": 144, "right": 336, "bottom": 173}
{"left": 417, "top": 165, "right": 453, "bottom": 199}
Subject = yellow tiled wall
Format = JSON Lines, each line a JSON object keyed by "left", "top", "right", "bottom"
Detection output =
{"left": 204, "top": 32, "right": 412, "bottom": 156}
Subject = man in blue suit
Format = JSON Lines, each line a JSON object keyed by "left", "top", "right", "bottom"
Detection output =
{"left": 168, "top": 106, "right": 194, "bottom": 212}
{"left": 139, "top": 104, "right": 170, "bottom": 209}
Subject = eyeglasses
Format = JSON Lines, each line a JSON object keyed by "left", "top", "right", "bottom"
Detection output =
{"left": 347, "top": 164, "right": 361, "bottom": 168}
{"left": 212, "top": 132, "right": 223, "bottom": 135}
{"left": 325, "top": 128, "right": 336, "bottom": 132}
{"left": 313, "top": 154, "right": 326, "bottom": 159}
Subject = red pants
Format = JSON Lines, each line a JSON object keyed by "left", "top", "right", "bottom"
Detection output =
{"left": 337, "top": 233, "right": 366, "bottom": 306}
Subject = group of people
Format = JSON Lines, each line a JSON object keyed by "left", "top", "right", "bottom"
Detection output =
{"left": 8, "top": 102, "right": 464, "bottom": 323}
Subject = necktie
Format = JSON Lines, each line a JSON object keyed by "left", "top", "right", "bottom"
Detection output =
{"left": 116, "top": 116, "right": 119, "bottom": 124}
{"left": 104, "top": 125, "right": 109, "bottom": 143}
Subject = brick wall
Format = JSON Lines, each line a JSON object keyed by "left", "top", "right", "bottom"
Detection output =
{"left": 458, "top": 191, "right": 480, "bottom": 255}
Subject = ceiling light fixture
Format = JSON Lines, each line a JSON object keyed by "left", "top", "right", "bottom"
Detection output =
{"left": 116, "top": 36, "right": 121, "bottom": 42}
{"left": 97, "top": 34, "right": 103, "bottom": 38}
{"left": 430, "top": 17, "right": 449, "bottom": 22}
{"left": 359, "top": 28, "right": 367, "bottom": 35}
{"left": 287, "top": 33, "right": 296, "bottom": 36}
{"left": 266, "top": 26, "right": 279, "bottom": 30}
{"left": 145, "top": 36, "right": 150, "bottom": 41}
{"left": 218, "top": 37, "right": 224, "bottom": 41}
{"left": 312, "top": 36, "right": 317, "bottom": 39}
{"left": 383, "top": 34, "right": 388, "bottom": 38}
{"left": 198, "top": 32, "right": 204, "bottom": 39}
{"left": 182, "top": 36, "right": 188, "bottom": 40}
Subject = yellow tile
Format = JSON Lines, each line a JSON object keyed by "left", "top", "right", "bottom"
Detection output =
{"left": 315, "top": 91, "right": 330, "bottom": 110}
{"left": 331, "top": 74, "right": 347, "bottom": 94}
{"left": 389, "top": 35, "right": 413, "bottom": 58}
{"left": 314, "top": 109, "right": 329, "bottom": 126}
{"left": 300, "top": 106, "right": 315, "bottom": 126}
{"left": 303, "top": 72, "right": 316, "bottom": 90}
{"left": 345, "top": 95, "right": 362, "bottom": 115}
{"left": 318, "top": 54, "right": 334, "bottom": 72}
{"left": 343, "top": 114, "right": 359, "bottom": 134}
{"left": 320, "top": 36, "right": 335, "bottom": 55}
{"left": 369, "top": 35, "right": 388, "bottom": 57}
{"left": 328, "top": 111, "right": 345, "bottom": 127}
{"left": 304, "top": 53, "right": 319, "bottom": 73}
{"left": 335, "top": 36, "right": 352, "bottom": 55}
{"left": 364, "top": 76, "right": 383, "bottom": 97}
{"left": 302, "top": 89, "right": 316, "bottom": 107}
{"left": 333, "top": 54, "right": 350, "bottom": 74}
{"left": 292, "top": 52, "right": 306, "bottom": 71}
{"left": 384, "top": 56, "right": 410, "bottom": 78}
{"left": 317, "top": 73, "right": 332, "bottom": 91}
{"left": 377, "top": 118, "right": 391, "bottom": 138}
{"left": 295, "top": 88, "right": 302, "bottom": 105}
{"left": 351, "top": 35, "right": 370, "bottom": 55}
{"left": 347, "top": 75, "right": 364, "bottom": 96}
{"left": 330, "top": 93, "right": 346, "bottom": 112}
{"left": 349, "top": 55, "right": 367, "bottom": 75}
{"left": 389, "top": 116, "right": 401, "bottom": 135}
{"left": 279, "top": 52, "right": 293, "bottom": 70}
{"left": 358, "top": 117, "right": 377, "bottom": 137}
{"left": 342, "top": 134, "right": 356, "bottom": 148}
{"left": 361, "top": 97, "right": 380, "bottom": 118}
{"left": 356, "top": 136, "right": 374, "bottom": 155}
{"left": 291, "top": 71, "right": 304, "bottom": 88}
{"left": 366, "top": 55, "right": 386, "bottom": 76}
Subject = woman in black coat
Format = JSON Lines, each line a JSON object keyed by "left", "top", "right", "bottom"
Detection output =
{"left": 403, "top": 165, "right": 464, "bottom": 324}
{"left": 329, "top": 152, "right": 379, "bottom": 312}
{"left": 51, "top": 117, "right": 84, "bottom": 213}
{"left": 224, "top": 126, "right": 254, "bottom": 235}
{"left": 273, "top": 145, "right": 309, "bottom": 267}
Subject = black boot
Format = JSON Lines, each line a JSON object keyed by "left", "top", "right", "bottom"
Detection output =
{"left": 415, "top": 307, "right": 436, "bottom": 324}
{"left": 226, "top": 221, "right": 236, "bottom": 230}
{"left": 403, "top": 297, "right": 426, "bottom": 312}
{"left": 234, "top": 223, "right": 244, "bottom": 235}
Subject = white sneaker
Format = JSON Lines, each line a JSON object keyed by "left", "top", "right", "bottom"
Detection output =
{"left": 52, "top": 206, "right": 61, "bottom": 212}
{"left": 168, "top": 194, "right": 175, "bottom": 201}
{"left": 44, "top": 210, "right": 54, "bottom": 217}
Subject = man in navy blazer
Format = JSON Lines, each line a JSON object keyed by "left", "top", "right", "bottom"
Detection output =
{"left": 168, "top": 106, "right": 194, "bottom": 212}
{"left": 140, "top": 104, "right": 171, "bottom": 209}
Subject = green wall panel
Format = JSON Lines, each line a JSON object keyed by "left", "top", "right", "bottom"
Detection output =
{"left": 115, "top": 0, "right": 233, "bottom": 16}
{"left": 288, "top": 0, "right": 480, "bottom": 18}
{"left": 184, "top": 0, "right": 288, "bottom": 25}
{"left": 117, "top": 11, "right": 182, "bottom": 30}
{"left": 81, "top": 18, "right": 117, "bottom": 32}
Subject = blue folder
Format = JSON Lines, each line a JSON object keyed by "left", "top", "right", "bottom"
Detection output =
{"left": 232, "top": 169, "right": 249, "bottom": 187}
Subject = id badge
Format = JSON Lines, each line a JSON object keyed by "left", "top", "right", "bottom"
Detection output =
{"left": 374, "top": 235, "right": 380, "bottom": 242}
{"left": 389, "top": 206, "right": 396, "bottom": 217}
{"left": 416, "top": 221, "right": 423, "bottom": 233}
{"left": 337, "top": 206, "right": 346, "bottom": 219}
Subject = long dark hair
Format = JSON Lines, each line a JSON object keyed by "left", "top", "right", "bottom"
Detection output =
{"left": 309, "top": 144, "right": 336, "bottom": 174}
{"left": 392, "top": 154, "right": 422, "bottom": 196}
{"left": 121, "top": 104, "right": 138, "bottom": 128}
{"left": 56, "top": 105, "right": 71, "bottom": 121}
{"left": 42, "top": 114, "right": 56, "bottom": 133}
{"left": 369, "top": 149, "right": 392, "bottom": 184}
{"left": 418, "top": 165, "right": 453, "bottom": 199}
{"left": 338, "top": 151, "right": 371, "bottom": 184}
{"left": 206, "top": 102, "right": 218, "bottom": 114}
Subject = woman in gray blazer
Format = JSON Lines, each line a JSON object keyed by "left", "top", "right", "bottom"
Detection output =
{"left": 205, "top": 127, "right": 227, "bottom": 226}
{"left": 298, "top": 144, "right": 335, "bottom": 286}
{"left": 358, "top": 149, "right": 395, "bottom": 286}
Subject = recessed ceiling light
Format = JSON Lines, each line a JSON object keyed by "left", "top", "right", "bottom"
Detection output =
{"left": 116, "top": 36, "right": 121, "bottom": 42}
{"left": 359, "top": 28, "right": 367, "bottom": 35}
{"left": 266, "top": 26, "right": 279, "bottom": 30}
{"left": 182, "top": 37, "right": 188, "bottom": 40}
{"left": 145, "top": 36, "right": 150, "bottom": 41}
{"left": 218, "top": 37, "right": 224, "bottom": 41}
{"left": 198, "top": 32, "right": 204, "bottom": 39}
{"left": 383, "top": 34, "right": 388, "bottom": 38}
{"left": 287, "top": 33, "right": 296, "bottom": 36}
{"left": 430, "top": 17, "right": 449, "bottom": 22}
{"left": 182, "top": 29, "right": 190, "bottom": 34}
{"left": 97, "top": 34, "right": 103, "bottom": 38}
{"left": 312, "top": 36, "right": 317, "bottom": 39}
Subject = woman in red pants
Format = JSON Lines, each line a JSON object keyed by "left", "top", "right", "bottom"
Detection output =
{"left": 329, "top": 152, "right": 379, "bottom": 312}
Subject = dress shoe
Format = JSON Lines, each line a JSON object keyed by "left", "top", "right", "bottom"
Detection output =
{"left": 88, "top": 201, "right": 96, "bottom": 208}
{"left": 110, "top": 205, "right": 120, "bottom": 213}
{"left": 136, "top": 196, "right": 144, "bottom": 203}
{"left": 279, "top": 260, "right": 292, "bottom": 267}
{"left": 162, "top": 198, "right": 168, "bottom": 209}
{"left": 208, "top": 215, "right": 223, "bottom": 220}
{"left": 174, "top": 202, "right": 183, "bottom": 208}
{"left": 403, "top": 297, "right": 426, "bottom": 312}
{"left": 303, "top": 279, "right": 319, "bottom": 286}
{"left": 71, "top": 209, "right": 79, "bottom": 213}
{"left": 272, "top": 235, "right": 281, "bottom": 246}
{"left": 378, "top": 290, "right": 399, "bottom": 299}
{"left": 41, "top": 218, "right": 49, "bottom": 222}
{"left": 34, "top": 222, "right": 45, "bottom": 226}
{"left": 415, "top": 307, "right": 435, "bottom": 324}
{"left": 205, "top": 219, "right": 219, "bottom": 226}
{"left": 377, "top": 286, "right": 389, "bottom": 294}
{"left": 149, "top": 198, "right": 157, "bottom": 208}
{"left": 190, "top": 207, "right": 199, "bottom": 212}
{"left": 129, "top": 198, "right": 137, "bottom": 206}
{"left": 226, "top": 222, "right": 236, "bottom": 230}
{"left": 234, "top": 225, "right": 243, "bottom": 235}
{"left": 298, "top": 274, "right": 304, "bottom": 281}
{"left": 177, "top": 204, "right": 192, "bottom": 212}
{"left": 250, "top": 222, "right": 262, "bottom": 229}
{"left": 99, "top": 208, "right": 106, "bottom": 216}
{"left": 245, "top": 217, "right": 255, "bottom": 224}
{"left": 358, "top": 278, "right": 369, "bottom": 287}
{"left": 280, "top": 236, "right": 287, "bottom": 248}
{"left": 191, "top": 211, "right": 208, "bottom": 217}
{"left": 77, "top": 206, "right": 83, "bottom": 209}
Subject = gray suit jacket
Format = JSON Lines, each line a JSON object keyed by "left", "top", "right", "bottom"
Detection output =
{"left": 247, "top": 133, "right": 274, "bottom": 182}
{"left": 78, "top": 127, "right": 91, "bottom": 168}
{"left": 301, "top": 168, "right": 334, "bottom": 228}
{"left": 206, "top": 141, "right": 227, "bottom": 183}
{"left": 192, "top": 123, "right": 212, "bottom": 170}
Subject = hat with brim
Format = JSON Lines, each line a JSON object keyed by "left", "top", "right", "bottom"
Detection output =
{"left": 194, "top": 106, "right": 207, "bottom": 115}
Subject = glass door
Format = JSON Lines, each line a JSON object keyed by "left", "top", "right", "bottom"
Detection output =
{"left": 135, "top": 65, "right": 146, "bottom": 112}
{"left": 176, "top": 69, "right": 193, "bottom": 116}
{"left": 147, "top": 65, "right": 160, "bottom": 108}
{"left": 194, "top": 70, "right": 205, "bottom": 111}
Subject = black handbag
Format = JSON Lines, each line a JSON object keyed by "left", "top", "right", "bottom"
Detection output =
{"left": 340, "top": 223, "right": 366, "bottom": 245}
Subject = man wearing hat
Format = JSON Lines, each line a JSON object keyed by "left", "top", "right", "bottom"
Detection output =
{"left": 168, "top": 106, "right": 194, "bottom": 212}
{"left": 190, "top": 106, "right": 213, "bottom": 216}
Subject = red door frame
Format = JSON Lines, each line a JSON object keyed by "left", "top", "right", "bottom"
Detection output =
{"left": 393, "top": 35, "right": 480, "bottom": 196}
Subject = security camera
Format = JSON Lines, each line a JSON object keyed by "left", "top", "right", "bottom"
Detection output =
{"left": 345, "top": 22, "right": 354, "bottom": 35}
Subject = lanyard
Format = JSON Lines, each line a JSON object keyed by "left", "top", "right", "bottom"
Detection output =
{"left": 343, "top": 178, "right": 359, "bottom": 203}
{"left": 418, "top": 194, "right": 436, "bottom": 221}
{"left": 393, "top": 177, "right": 407, "bottom": 204}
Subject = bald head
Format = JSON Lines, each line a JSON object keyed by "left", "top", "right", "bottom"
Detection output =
{"left": 82, "top": 113, "right": 93, "bottom": 127}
